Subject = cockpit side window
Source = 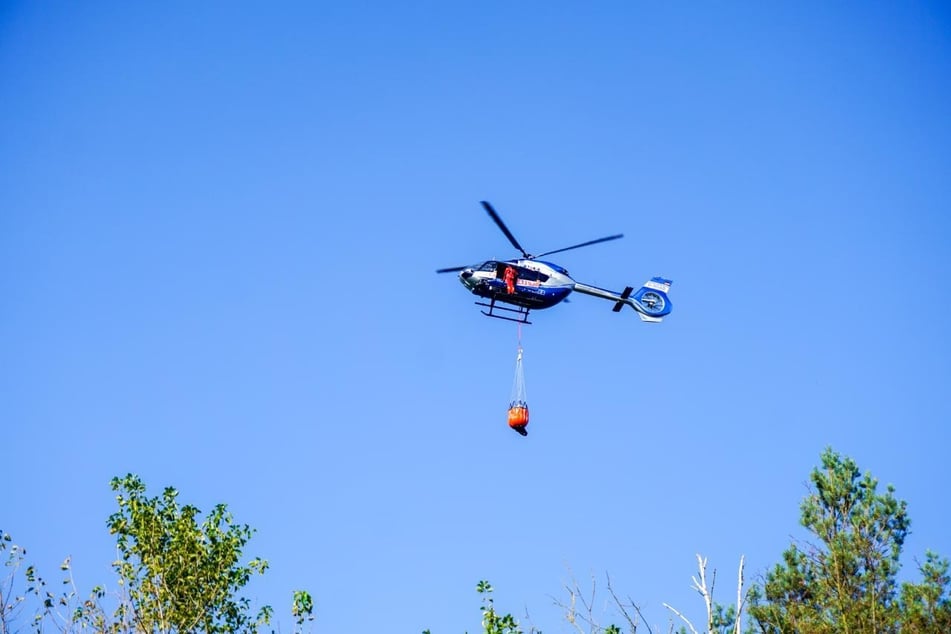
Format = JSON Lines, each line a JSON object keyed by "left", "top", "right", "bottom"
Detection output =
{"left": 518, "top": 269, "right": 549, "bottom": 283}
{"left": 479, "top": 261, "right": 498, "bottom": 272}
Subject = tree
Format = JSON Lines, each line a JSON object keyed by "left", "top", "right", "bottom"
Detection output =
{"left": 106, "top": 474, "right": 272, "bottom": 633}
{"left": 423, "top": 580, "right": 534, "bottom": 634}
{"left": 899, "top": 551, "right": 951, "bottom": 632}
{"left": 0, "top": 532, "right": 29, "bottom": 632}
{"left": 663, "top": 555, "right": 747, "bottom": 634}
{"left": 1, "top": 475, "right": 314, "bottom": 633}
{"left": 474, "top": 581, "right": 525, "bottom": 634}
{"left": 747, "top": 448, "right": 951, "bottom": 633}
{"left": 554, "top": 572, "right": 647, "bottom": 634}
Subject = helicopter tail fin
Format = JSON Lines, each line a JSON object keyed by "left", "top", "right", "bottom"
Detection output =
{"left": 631, "top": 277, "right": 673, "bottom": 322}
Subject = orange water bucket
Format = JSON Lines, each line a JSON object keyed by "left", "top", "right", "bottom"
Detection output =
{"left": 507, "top": 404, "right": 529, "bottom": 435}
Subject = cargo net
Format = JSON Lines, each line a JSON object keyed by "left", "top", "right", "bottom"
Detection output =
{"left": 507, "top": 345, "right": 529, "bottom": 436}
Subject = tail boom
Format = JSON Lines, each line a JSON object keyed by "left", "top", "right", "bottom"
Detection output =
{"left": 572, "top": 277, "right": 672, "bottom": 322}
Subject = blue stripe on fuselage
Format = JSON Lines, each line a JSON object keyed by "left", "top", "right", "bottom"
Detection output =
{"left": 473, "top": 280, "right": 571, "bottom": 309}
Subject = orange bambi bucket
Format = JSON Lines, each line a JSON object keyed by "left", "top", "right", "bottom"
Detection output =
{"left": 508, "top": 404, "right": 529, "bottom": 435}
{"left": 508, "top": 341, "right": 529, "bottom": 436}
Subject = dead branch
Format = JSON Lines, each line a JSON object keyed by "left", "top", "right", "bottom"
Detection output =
{"left": 733, "top": 555, "right": 745, "bottom": 634}
{"left": 661, "top": 601, "right": 699, "bottom": 634}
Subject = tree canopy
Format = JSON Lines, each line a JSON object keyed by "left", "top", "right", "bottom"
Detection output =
{"left": 1, "top": 474, "right": 313, "bottom": 634}
{"left": 747, "top": 448, "right": 951, "bottom": 633}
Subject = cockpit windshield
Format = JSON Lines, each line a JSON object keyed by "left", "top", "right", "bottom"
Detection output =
{"left": 478, "top": 261, "right": 498, "bottom": 272}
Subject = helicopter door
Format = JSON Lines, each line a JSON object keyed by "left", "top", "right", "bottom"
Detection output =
{"left": 497, "top": 263, "right": 519, "bottom": 294}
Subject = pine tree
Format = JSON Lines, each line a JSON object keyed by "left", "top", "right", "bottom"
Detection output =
{"left": 748, "top": 448, "right": 950, "bottom": 633}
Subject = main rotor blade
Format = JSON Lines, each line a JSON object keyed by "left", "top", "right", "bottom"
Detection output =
{"left": 533, "top": 234, "right": 624, "bottom": 258}
{"left": 436, "top": 266, "right": 468, "bottom": 273}
{"left": 481, "top": 201, "right": 530, "bottom": 258}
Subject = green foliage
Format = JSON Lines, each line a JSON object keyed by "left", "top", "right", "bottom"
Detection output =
{"left": 1, "top": 531, "right": 114, "bottom": 633}
{"left": 747, "top": 448, "right": 951, "bottom": 633}
{"left": 1, "top": 531, "right": 29, "bottom": 629}
{"left": 899, "top": 551, "right": 951, "bottom": 632}
{"left": 292, "top": 589, "right": 315, "bottom": 631}
{"left": 710, "top": 602, "right": 738, "bottom": 633}
{"left": 476, "top": 581, "right": 523, "bottom": 634}
{"left": 2, "top": 475, "right": 314, "bottom": 633}
{"left": 107, "top": 473, "right": 271, "bottom": 633}
{"left": 424, "top": 581, "right": 532, "bottom": 634}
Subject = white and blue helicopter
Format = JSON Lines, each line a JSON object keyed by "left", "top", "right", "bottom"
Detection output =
{"left": 437, "top": 201, "right": 673, "bottom": 324}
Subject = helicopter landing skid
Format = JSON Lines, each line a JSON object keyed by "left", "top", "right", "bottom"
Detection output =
{"left": 475, "top": 298, "right": 532, "bottom": 324}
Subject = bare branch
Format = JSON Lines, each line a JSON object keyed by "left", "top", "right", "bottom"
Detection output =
{"left": 556, "top": 571, "right": 654, "bottom": 634}
{"left": 552, "top": 574, "right": 593, "bottom": 634}
{"left": 689, "top": 554, "right": 715, "bottom": 632}
{"left": 734, "top": 555, "right": 746, "bottom": 634}
{"left": 606, "top": 572, "right": 651, "bottom": 634}
{"left": 662, "top": 602, "right": 699, "bottom": 634}
{"left": 581, "top": 574, "right": 596, "bottom": 616}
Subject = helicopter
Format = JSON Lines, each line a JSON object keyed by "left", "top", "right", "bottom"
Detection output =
{"left": 437, "top": 201, "right": 673, "bottom": 324}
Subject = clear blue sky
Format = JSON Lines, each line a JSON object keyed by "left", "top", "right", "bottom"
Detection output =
{"left": 3, "top": 2, "right": 950, "bottom": 632}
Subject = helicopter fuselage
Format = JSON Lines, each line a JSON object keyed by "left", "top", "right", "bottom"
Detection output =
{"left": 458, "top": 259, "right": 574, "bottom": 309}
